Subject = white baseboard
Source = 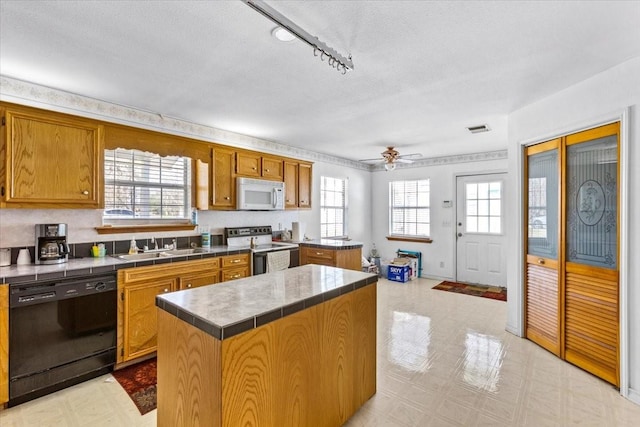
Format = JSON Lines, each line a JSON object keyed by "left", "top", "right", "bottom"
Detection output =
{"left": 419, "top": 274, "right": 453, "bottom": 282}
{"left": 505, "top": 324, "right": 523, "bottom": 337}
{"left": 628, "top": 387, "right": 640, "bottom": 406}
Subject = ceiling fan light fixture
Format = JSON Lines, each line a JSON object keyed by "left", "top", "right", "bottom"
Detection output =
{"left": 384, "top": 162, "right": 396, "bottom": 171}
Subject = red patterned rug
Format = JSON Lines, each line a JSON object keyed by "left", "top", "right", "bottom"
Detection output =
{"left": 432, "top": 281, "right": 507, "bottom": 301}
{"left": 112, "top": 358, "right": 157, "bottom": 415}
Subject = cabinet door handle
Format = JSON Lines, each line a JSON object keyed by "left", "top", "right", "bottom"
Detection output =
{"left": 232, "top": 259, "right": 240, "bottom": 263}
{"left": 163, "top": 288, "right": 170, "bottom": 293}
{"left": 316, "top": 252, "right": 323, "bottom": 255}
{"left": 537, "top": 258, "right": 545, "bottom": 265}
{"left": 224, "top": 196, "right": 230, "bottom": 200}
{"left": 82, "top": 190, "right": 89, "bottom": 195}
{"left": 252, "top": 167, "right": 257, "bottom": 170}
{"left": 232, "top": 274, "right": 240, "bottom": 279}
{"left": 265, "top": 168, "right": 270, "bottom": 172}
{"left": 187, "top": 283, "right": 192, "bottom": 288}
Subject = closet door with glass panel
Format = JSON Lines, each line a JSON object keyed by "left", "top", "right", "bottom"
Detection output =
{"left": 564, "top": 123, "right": 619, "bottom": 386}
{"left": 524, "top": 122, "right": 620, "bottom": 387}
{"left": 525, "top": 139, "right": 561, "bottom": 356}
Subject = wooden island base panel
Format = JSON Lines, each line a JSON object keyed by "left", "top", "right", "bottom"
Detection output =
{"left": 156, "top": 265, "right": 377, "bottom": 427}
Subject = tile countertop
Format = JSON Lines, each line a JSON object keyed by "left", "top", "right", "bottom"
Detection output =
{"left": 297, "top": 239, "right": 363, "bottom": 249}
{"left": 0, "top": 245, "right": 248, "bottom": 283}
{"left": 156, "top": 264, "right": 377, "bottom": 341}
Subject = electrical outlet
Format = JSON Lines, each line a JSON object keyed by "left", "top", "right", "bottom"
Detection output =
{"left": 439, "top": 261, "right": 444, "bottom": 268}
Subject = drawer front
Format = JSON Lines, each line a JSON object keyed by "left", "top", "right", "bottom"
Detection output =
{"left": 120, "top": 258, "right": 219, "bottom": 283}
{"left": 221, "top": 267, "right": 250, "bottom": 282}
{"left": 179, "top": 271, "right": 220, "bottom": 290}
{"left": 221, "top": 254, "right": 250, "bottom": 268}
{"left": 303, "top": 248, "right": 335, "bottom": 261}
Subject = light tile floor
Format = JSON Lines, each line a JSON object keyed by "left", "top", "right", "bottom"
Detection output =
{"left": 2, "top": 277, "right": 639, "bottom": 426}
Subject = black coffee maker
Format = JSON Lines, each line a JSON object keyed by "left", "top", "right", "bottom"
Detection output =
{"left": 35, "top": 223, "right": 70, "bottom": 264}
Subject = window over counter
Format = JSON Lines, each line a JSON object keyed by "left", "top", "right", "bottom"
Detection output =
{"left": 320, "top": 176, "right": 348, "bottom": 238}
{"left": 388, "top": 179, "right": 431, "bottom": 241}
{"left": 104, "top": 148, "right": 191, "bottom": 221}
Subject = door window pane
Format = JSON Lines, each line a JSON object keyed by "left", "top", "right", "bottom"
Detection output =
{"left": 465, "top": 181, "right": 502, "bottom": 234}
{"left": 527, "top": 150, "right": 558, "bottom": 258}
{"left": 566, "top": 135, "right": 617, "bottom": 268}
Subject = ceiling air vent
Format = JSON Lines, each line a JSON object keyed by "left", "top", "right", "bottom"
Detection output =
{"left": 466, "top": 124, "right": 490, "bottom": 134}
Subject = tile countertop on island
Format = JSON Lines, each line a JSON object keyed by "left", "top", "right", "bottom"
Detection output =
{"left": 155, "top": 264, "right": 377, "bottom": 340}
{"left": 0, "top": 245, "right": 249, "bottom": 283}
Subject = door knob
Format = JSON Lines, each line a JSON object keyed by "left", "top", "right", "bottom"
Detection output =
{"left": 457, "top": 233, "right": 463, "bottom": 237}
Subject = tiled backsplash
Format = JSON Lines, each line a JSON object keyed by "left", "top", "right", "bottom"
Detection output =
{"left": 5, "top": 234, "right": 223, "bottom": 265}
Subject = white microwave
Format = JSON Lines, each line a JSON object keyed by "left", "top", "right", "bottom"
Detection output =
{"left": 236, "top": 177, "right": 285, "bottom": 211}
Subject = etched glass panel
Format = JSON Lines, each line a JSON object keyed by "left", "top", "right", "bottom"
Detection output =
{"left": 566, "top": 136, "right": 617, "bottom": 268}
{"left": 528, "top": 150, "right": 557, "bottom": 258}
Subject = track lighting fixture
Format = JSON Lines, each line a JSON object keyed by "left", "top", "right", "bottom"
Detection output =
{"left": 242, "top": 0, "right": 354, "bottom": 75}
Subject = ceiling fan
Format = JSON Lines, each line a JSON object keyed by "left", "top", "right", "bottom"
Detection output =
{"left": 359, "top": 146, "right": 422, "bottom": 171}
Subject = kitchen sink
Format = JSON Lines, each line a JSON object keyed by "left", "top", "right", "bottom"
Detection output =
{"left": 113, "top": 247, "right": 206, "bottom": 261}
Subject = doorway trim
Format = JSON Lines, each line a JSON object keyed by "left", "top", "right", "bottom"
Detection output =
{"left": 516, "top": 107, "right": 630, "bottom": 399}
{"left": 452, "top": 169, "right": 507, "bottom": 284}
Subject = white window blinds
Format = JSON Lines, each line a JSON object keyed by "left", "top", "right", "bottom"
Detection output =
{"left": 104, "top": 148, "right": 191, "bottom": 219}
{"left": 389, "top": 179, "right": 430, "bottom": 237}
{"left": 320, "top": 176, "right": 347, "bottom": 238}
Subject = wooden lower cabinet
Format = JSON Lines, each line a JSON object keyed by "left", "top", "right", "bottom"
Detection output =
{"left": 0, "top": 285, "right": 8, "bottom": 406}
{"left": 122, "top": 278, "right": 177, "bottom": 362}
{"left": 220, "top": 253, "right": 250, "bottom": 281}
{"left": 118, "top": 257, "right": 222, "bottom": 364}
{"left": 300, "top": 246, "right": 362, "bottom": 271}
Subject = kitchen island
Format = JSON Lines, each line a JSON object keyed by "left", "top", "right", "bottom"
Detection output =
{"left": 155, "top": 264, "right": 377, "bottom": 427}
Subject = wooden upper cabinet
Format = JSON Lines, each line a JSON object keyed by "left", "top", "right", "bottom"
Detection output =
{"left": 236, "top": 151, "right": 261, "bottom": 177}
{"left": 1, "top": 104, "right": 103, "bottom": 208}
{"left": 212, "top": 147, "right": 236, "bottom": 209}
{"left": 298, "top": 162, "right": 312, "bottom": 209}
{"left": 261, "top": 156, "right": 283, "bottom": 180}
{"left": 283, "top": 161, "right": 298, "bottom": 208}
{"left": 237, "top": 151, "right": 284, "bottom": 181}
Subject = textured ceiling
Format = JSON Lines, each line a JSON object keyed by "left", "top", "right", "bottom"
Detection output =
{"left": 1, "top": 1, "right": 639, "bottom": 163}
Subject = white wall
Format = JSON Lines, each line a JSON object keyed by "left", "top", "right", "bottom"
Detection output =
{"left": 370, "top": 155, "right": 508, "bottom": 279}
{"left": 506, "top": 57, "right": 640, "bottom": 402}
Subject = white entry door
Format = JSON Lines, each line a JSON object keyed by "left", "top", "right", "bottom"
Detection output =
{"left": 456, "top": 173, "right": 507, "bottom": 286}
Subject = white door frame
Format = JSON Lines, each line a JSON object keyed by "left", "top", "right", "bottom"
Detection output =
{"left": 453, "top": 169, "right": 507, "bottom": 284}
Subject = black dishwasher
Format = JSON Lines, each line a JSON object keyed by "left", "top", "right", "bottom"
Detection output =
{"left": 8, "top": 274, "right": 117, "bottom": 407}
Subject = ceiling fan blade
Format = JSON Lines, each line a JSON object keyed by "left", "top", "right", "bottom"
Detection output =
{"left": 395, "top": 158, "right": 414, "bottom": 164}
{"left": 358, "top": 157, "right": 384, "bottom": 163}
